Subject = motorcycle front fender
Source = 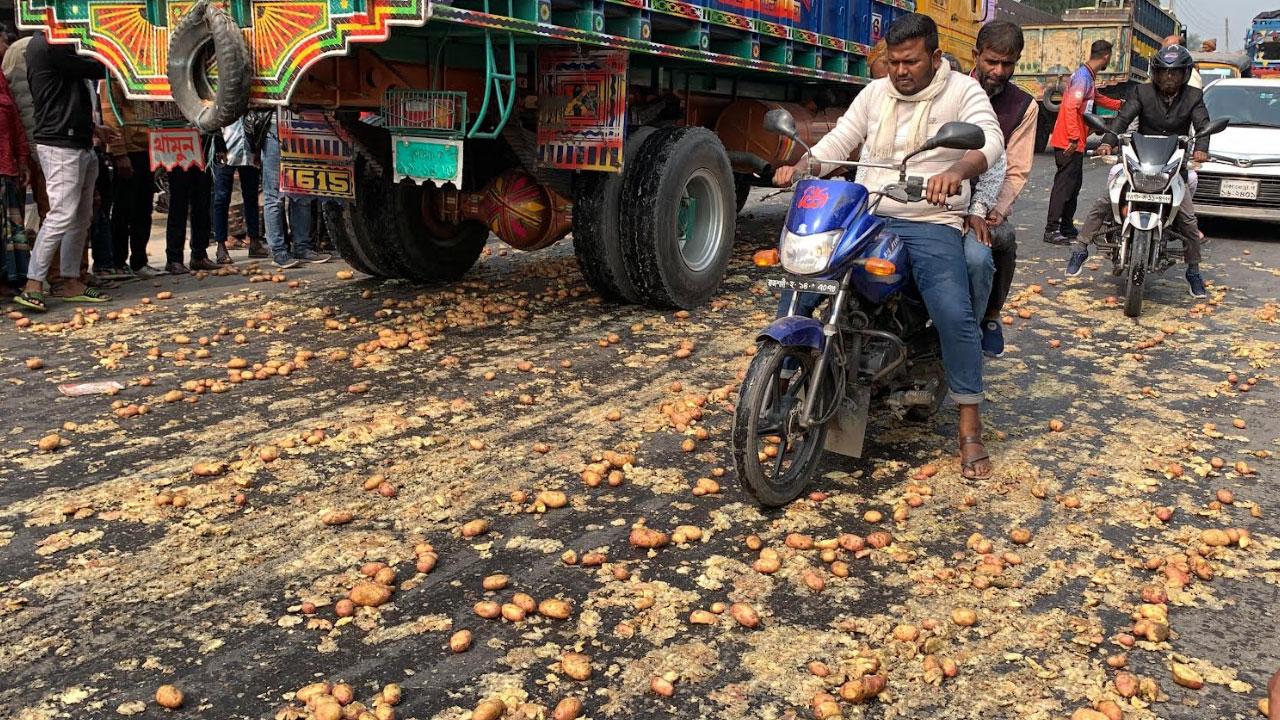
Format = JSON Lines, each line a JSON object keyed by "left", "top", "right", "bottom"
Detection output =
{"left": 758, "top": 315, "right": 824, "bottom": 351}
{"left": 1126, "top": 211, "right": 1162, "bottom": 232}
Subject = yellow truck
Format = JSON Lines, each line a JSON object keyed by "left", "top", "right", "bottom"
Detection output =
{"left": 919, "top": 0, "right": 988, "bottom": 71}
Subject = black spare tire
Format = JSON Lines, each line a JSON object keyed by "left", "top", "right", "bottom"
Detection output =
{"left": 167, "top": 0, "right": 251, "bottom": 133}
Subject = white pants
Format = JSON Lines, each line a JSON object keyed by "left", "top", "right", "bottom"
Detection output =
{"left": 26, "top": 145, "right": 98, "bottom": 285}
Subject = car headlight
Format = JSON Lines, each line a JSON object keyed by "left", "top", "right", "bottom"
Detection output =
{"left": 780, "top": 229, "right": 842, "bottom": 276}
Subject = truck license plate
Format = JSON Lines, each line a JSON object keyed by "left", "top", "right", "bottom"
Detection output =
{"left": 1126, "top": 192, "right": 1172, "bottom": 203}
{"left": 766, "top": 276, "right": 840, "bottom": 294}
{"left": 1219, "top": 179, "right": 1259, "bottom": 200}
{"left": 393, "top": 136, "right": 464, "bottom": 187}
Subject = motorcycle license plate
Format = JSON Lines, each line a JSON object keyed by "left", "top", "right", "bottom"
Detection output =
{"left": 1126, "top": 192, "right": 1172, "bottom": 203}
{"left": 1219, "top": 179, "right": 1259, "bottom": 200}
{"left": 767, "top": 276, "right": 840, "bottom": 295}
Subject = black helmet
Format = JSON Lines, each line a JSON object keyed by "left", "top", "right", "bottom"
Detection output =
{"left": 1152, "top": 44, "right": 1193, "bottom": 70}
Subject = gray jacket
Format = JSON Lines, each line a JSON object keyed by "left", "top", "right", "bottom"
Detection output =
{"left": 0, "top": 36, "right": 37, "bottom": 147}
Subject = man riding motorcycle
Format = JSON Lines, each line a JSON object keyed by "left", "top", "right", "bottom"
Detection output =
{"left": 1065, "top": 44, "right": 1211, "bottom": 298}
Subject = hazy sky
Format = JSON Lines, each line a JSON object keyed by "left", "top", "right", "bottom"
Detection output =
{"left": 1167, "top": 0, "right": 1271, "bottom": 51}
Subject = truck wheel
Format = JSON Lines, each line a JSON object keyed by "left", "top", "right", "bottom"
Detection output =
{"left": 167, "top": 0, "right": 251, "bottom": 133}
{"left": 572, "top": 126, "right": 655, "bottom": 303}
{"left": 388, "top": 181, "right": 489, "bottom": 282}
{"left": 620, "top": 127, "right": 736, "bottom": 309}
{"left": 322, "top": 200, "right": 395, "bottom": 279}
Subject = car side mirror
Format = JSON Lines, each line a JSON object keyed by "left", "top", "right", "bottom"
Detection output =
{"left": 1199, "top": 117, "right": 1230, "bottom": 136}
{"left": 1083, "top": 113, "right": 1110, "bottom": 134}
{"left": 763, "top": 108, "right": 800, "bottom": 141}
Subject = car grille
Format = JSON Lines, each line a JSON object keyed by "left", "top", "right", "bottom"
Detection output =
{"left": 1194, "top": 173, "right": 1280, "bottom": 210}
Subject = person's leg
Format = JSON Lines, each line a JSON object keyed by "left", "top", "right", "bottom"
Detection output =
{"left": 1043, "top": 149, "right": 1073, "bottom": 241}
{"left": 212, "top": 164, "right": 234, "bottom": 245}
{"left": 985, "top": 223, "right": 1017, "bottom": 321}
{"left": 261, "top": 133, "right": 290, "bottom": 262}
{"left": 166, "top": 167, "right": 191, "bottom": 266}
{"left": 240, "top": 166, "right": 261, "bottom": 240}
{"left": 1172, "top": 191, "right": 1206, "bottom": 297}
{"left": 24, "top": 146, "right": 79, "bottom": 293}
{"left": 886, "top": 218, "right": 989, "bottom": 478}
{"left": 110, "top": 166, "right": 133, "bottom": 268}
{"left": 30, "top": 157, "right": 49, "bottom": 220}
{"left": 964, "top": 233, "right": 994, "bottom": 325}
{"left": 289, "top": 197, "right": 314, "bottom": 256}
{"left": 1060, "top": 151, "right": 1085, "bottom": 238}
{"left": 52, "top": 150, "right": 100, "bottom": 296}
{"left": 129, "top": 151, "right": 155, "bottom": 270}
{"left": 1068, "top": 194, "right": 1113, "bottom": 276}
{"left": 188, "top": 168, "right": 214, "bottom": 264}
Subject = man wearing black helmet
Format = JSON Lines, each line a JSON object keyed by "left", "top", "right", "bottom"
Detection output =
{"left": 1066, "top": 44, "right": 1212, "bottom": 298}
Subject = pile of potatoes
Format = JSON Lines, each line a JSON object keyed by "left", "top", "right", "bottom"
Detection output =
{"left": 281, "top": 680, "right": 402, "bottom": 720}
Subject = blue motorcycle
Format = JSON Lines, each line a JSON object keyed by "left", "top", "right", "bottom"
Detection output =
{"left": 731, "top": 108, "right": 986, "bottom": 507}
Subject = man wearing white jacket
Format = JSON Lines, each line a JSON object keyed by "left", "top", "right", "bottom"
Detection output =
{"left": 774, "top": 13, "right": 1004, "bottom": 480}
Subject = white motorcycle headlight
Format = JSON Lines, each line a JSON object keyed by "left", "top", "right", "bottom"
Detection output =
{"left": 780, "top": 229, "right": 841, "bottom": 275}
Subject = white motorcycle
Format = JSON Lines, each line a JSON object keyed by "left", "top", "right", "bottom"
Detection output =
{"left": 1083, "top": 113, "right": 1230, "bottom": 317}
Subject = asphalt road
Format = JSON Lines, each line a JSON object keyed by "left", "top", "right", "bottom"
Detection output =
{"left": 1, "top": 157, "right": 1278, "bottom": 720}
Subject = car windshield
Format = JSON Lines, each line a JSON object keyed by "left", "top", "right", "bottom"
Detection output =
{"left": 1198, "top": 68, "right": 1236, "bottom": 85}
{"left": 1203, "top": 85, "right": 1280, "bottom": 128}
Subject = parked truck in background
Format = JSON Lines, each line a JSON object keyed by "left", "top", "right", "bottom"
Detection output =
{"left": 19, "top": 0, "right": 975, "bottom": 311}
{"left": 1012, "top": 0, "right": 1181, "bottom": 152}
{"left": 920, "top": 0, "right": 991, "bottom": 71}
{"left": 1247, "top": 10, "right": 1280, "bottom": 78}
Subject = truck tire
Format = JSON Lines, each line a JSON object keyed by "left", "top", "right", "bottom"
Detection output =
{"left": 167, "top": 0, "right": 251, "bottom": 133}
{"left": 572, "top": 126, "right": 655, "bottom": 303}
{"left": 620, "top": 127, "right": 736, "bottom": 309}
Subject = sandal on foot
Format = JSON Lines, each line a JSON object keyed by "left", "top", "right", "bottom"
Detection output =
{"left": 15, "top": 290, "right": 48, "bottom": 312}
{"left": 959, "top": 435, "right": 992, "bottom": 480}
{"left": 60, "top": 286, "right": 110, "bottom": 303}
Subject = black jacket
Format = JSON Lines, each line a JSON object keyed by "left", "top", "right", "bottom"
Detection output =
{"left": 1103, "top": 83, "right": 1212, "bottom": 154}
{"left": 25, "top": 31, "right": 105, "bottom": 149}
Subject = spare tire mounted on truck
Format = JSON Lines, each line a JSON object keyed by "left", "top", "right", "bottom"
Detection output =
{"left": 167, "top": 0, "right": 251, "bottom": 133}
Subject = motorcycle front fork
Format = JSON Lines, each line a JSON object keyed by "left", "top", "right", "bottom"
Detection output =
{"left": 798, "top": 272, "right": 851, "bottom": 429}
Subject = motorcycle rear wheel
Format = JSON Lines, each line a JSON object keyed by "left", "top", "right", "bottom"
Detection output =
{"left": 732, "top": 340, "right": 831, "bottom": 507}
{"left": 1124, "top": 229, "right": 1151, "bottom": 318}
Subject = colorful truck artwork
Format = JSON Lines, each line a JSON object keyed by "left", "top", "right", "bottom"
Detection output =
{"left": 18, "top": 0, "right": 934, "bottom": 309}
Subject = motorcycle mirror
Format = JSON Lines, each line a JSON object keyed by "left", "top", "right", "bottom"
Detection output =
{"left": 763, "top": 108, "right": 800, "bottom": 140}
{"left": 925, "top": 122, "right": 986, "bottom": 151}
{"left": 1199, "top": 117, "right": 1230, "bottom": 136}
{"left": 1083, "top": 113, "right": 1110, "bottom": 134}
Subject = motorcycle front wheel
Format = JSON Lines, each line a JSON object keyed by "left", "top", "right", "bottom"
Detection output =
{"left": 1124, "top": 229, "right": 1151, "bottom": 318}
{"left": 731, "top": 340, "right": 831, "bottom": 507}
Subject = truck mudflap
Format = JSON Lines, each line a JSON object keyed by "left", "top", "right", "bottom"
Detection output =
{"left": 15, "top": 0, "right": 432, "bottom": 102}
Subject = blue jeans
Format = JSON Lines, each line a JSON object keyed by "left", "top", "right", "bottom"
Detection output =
{"left": 213, "top": 164, "right": 261, "bottom": 243}
{"left": 964, "top": 233, "right": 994, "bottom": 326}
{"left": 261, "top": 132, "right": 312, "bottom": 257}
{"left": 889, "top": 218, "right": 982, "bottom": 404}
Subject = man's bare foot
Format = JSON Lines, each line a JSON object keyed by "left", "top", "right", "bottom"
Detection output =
{"left": 958, "top": 404, "right": 993, "bottom": 480}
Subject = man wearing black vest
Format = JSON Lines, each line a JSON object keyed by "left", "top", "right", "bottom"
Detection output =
{"left": 964, "top": 21, "right": 1037, "bottom": 358}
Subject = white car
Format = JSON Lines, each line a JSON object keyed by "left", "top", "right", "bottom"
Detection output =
{"left": 1194, "top": 78, "right": 1280, "bottom": 222}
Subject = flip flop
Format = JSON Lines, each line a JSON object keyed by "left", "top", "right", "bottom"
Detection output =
{"left": 959, "top": 435, "right": 993, "bottom": 481}
{"left": 60, "top": 287, "right": 110, "bottom": 303}
{"left": 14, "top": 290, "right": 48, "bottom": 312}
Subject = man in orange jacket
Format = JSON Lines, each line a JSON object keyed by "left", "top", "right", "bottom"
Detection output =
{"left": 1043, "top": 39, "right": 1122, "bottom": 245}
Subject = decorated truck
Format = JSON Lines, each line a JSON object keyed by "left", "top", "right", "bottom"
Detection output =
{"left": 1011, "top": 0, "right": 1181, "bottom": 152}
{"left": 16, "top": 0, "right": 922, "bottom": 309}
{"left": 1247, "top": 10, "right": 1280, "bottom": 78}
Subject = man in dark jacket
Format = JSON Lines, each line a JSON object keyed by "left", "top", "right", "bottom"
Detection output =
{"left": 15, "top": 32, "right": 115, "bottom": 310}
{"left": 1065, "top": 44, "right": 1211, "bottom": 298}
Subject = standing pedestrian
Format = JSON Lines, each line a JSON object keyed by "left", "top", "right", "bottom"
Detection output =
{"left": 163, "top": 137, "right": 216, "bottom": 275}
{"left": 15, "top": 31, "right": 115, "bottom": 311}
{"left": 1043, "top": 39, "right": 1121, "bottom": 246}
{"left": 963, "top": 20, "right": 1038, "bottom": 358}
{"left": 261, "top": 109, "right": 330, "bottom": 269}
{"left": 212, "top": 116, "right": 266, "bottom": 262}
{"left": 1, "top": 33, "right": 47, "bottom": 226}
{"left": 101, "top": 78, "right": 161, "bottom": 276}
{"left": 0, "top": 24, "right": 32, "bottom": 298}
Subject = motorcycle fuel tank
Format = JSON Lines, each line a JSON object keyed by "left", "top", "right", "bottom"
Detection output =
{"left": 784, "top": 179, "right": 870, "bottom": 235}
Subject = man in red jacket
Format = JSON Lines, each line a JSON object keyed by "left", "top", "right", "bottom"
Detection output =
{"left": 1043, "top": 39, "right": 1122, "bottom": 245}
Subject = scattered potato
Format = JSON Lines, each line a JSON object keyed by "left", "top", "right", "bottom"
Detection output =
{"left": 450, "top": 629, "right": 472, "bottom": 653}
{"left": 629, "top": 527, "right": 669, "bottom": 548}
{"left": 155, "top": 685, "right": 183, "bottom": 709}
{"left": 552, "top": 697, "right": 583, "bottom": 720}
{"left": 561, "top": 652, "right": 592, "bottom": 680}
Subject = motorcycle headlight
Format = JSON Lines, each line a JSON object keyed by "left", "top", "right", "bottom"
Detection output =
{"left": 1130, "top": 171, "right": 1171, "bottom": 193}
{"left": 780, "top": 229, "right": 842, "bottom": 276}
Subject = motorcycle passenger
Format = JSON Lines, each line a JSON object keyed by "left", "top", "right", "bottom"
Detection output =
{"left": 1066, "top": 44, "right": 1212, "bottom": 298}
{"left": 773, "top": 13, "right": 1005, "bottom": 480}
{"left": 964, "top": 20, "right": 1037, "bottom": 359}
